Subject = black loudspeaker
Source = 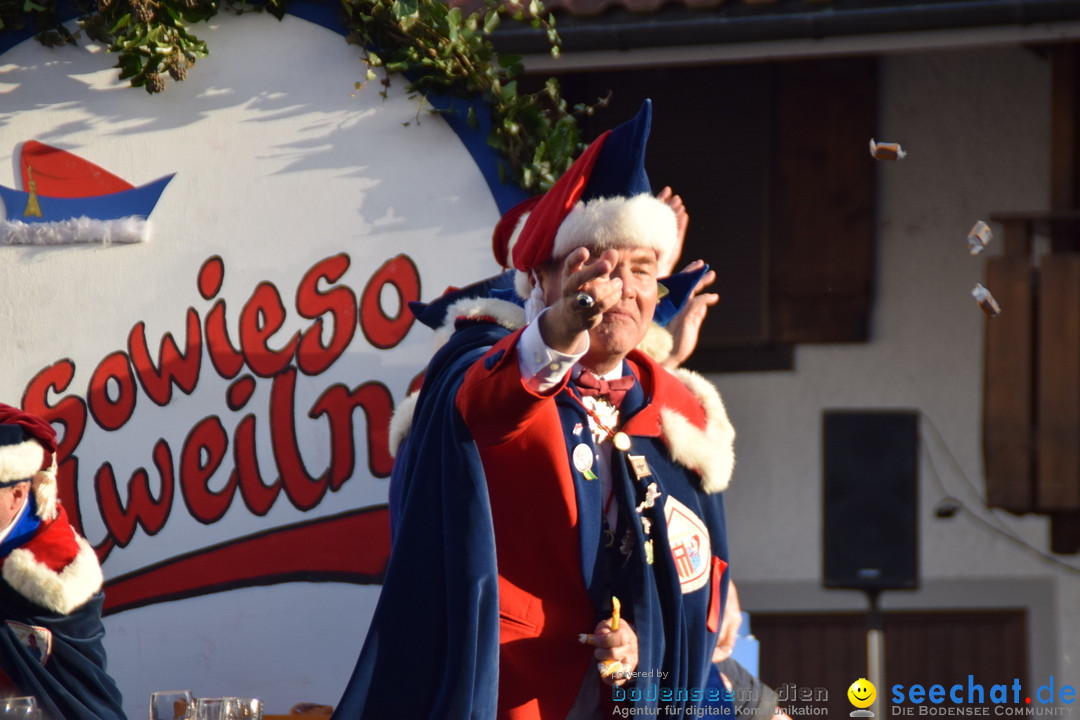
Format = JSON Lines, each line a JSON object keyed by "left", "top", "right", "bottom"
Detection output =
{"left": 823, "top": 410, "right": 919, "bottom": 591}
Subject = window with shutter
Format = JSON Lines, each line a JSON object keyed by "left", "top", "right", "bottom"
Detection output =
{"left": 543, "top": 56, "right": 878, "bottom": 372}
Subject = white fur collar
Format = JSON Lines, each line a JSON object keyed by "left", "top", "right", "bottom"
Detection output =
{"left": 3, "top": 533, "right": 103, "bottom": 614}
{"left": 658, "top": 368, "right": 736, "bottom": 494}
{"left": 435, "top": 295, "right": 525, "bottom": 343}
{"left": 389, "top": 393, "right": 418, "bottom": 459}
{"left": 390, "top": 296, "right": 524, "bottom": 459}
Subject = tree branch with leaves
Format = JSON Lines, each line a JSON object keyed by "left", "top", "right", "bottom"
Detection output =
{"left": 0, "top": 0, "right": 602, "bottom": 192}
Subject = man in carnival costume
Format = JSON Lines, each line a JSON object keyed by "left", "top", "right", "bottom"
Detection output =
{"left": 0, "top": 404, "right": 125, "bottom": 720}
{"left": 334, "top": 99, "right": 736, "bottom": 719}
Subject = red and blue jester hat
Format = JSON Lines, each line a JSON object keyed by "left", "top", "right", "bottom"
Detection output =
{"left": 492, "top": 99, "right": 681, "bottom": 322}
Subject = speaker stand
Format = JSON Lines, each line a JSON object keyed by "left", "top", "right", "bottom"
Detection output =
{"left": 865, "top": 589, "right": 885, "bottom": 718}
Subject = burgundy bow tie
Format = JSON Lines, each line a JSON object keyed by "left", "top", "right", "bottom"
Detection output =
{"left": 575, "top": 370, "right": 635, "bottom": 407}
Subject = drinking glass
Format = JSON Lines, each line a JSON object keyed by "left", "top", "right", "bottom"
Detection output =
{"left": 150, "top": 690, "right": 195, "bottom": 720}
{"left": 0, "top": 697, "right": 40, "bottom": 720}
{"left": 194, "top": 697, "right": 239, "bottom": 720}
{"left": 234, "top": 698, "right": 262, "bottom": 720}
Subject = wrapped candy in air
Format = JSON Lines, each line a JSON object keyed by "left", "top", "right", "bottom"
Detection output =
{"left": 967, "top": 221, "right": 993, "bottom": 255}
{"left": 972, "top": 283, "right": 1001, "bottom": 318}
{"left": 869, "top": 139, "right": 906, "bottom": 161}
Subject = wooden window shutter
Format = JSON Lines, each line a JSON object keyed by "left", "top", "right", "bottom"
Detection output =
{"left": 982, "top": 213, "right": 1080, "bottom": 552}
{"left": 769, "top": 57, "right": 877, "bottom": 345}
{"left": 534, "top": 56, "right": 878, "bottom": 372}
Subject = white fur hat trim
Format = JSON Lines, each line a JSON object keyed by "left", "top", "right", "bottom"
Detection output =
{"left": 0, "top": 439, "right": 45, "bottom": 486}
{"left": 553, "top": 194, "right": 677, "bottom": 270}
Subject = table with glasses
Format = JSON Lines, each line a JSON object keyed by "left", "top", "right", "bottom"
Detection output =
{"left": 150, "top": 691, "right": 263, "bottom": 720}
{"left": 0, "top": 696, "right": 40, "bottom": 719}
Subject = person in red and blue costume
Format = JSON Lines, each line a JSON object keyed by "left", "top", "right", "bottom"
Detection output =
{"left": 333, "top": 99, "right": 737, "bottom": 720}
{"left": 0, "top": 404, "right": 126, "bottom": 720}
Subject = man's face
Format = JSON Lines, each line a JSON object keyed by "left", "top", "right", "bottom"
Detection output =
{"left": 0, "top": 482, "right": 27, "bottom": 531}
{"left": 582, "top": 246, "right": 659, "bottom": 369}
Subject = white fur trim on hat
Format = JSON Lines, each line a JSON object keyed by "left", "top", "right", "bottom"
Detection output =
{"left": 553, "top": 194, "right": 678, "bottom": 270}
{"left": 2, "top": 216, "right": 149, "bottom": 245}
{"left": 0, "top": 439, "right": 46, "bottom": 486}
{"left": 660, "top": 368, "right": 736, "bottom": 494}
{"left": 3, "top": 534, "right": 104, "bottom": 614}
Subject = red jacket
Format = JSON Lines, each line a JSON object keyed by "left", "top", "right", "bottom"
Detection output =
{"left": 459, "top": 327, "right": 734, "bottom": 719}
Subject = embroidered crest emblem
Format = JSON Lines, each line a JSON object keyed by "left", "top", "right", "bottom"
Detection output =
{"left": 664, "top": 495, "right": 711, "bottom": 593}
{"left": 6, "top": 621, "right": 52, "bottom": 665}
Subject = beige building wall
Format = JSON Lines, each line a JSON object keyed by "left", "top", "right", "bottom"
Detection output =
{"left": 719, "top": 44, "right": 1072, "bottom": 691}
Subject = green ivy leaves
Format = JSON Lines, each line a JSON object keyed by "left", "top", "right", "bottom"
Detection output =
{"left": 347, "top": 0, "right": 587, "bottom": 191}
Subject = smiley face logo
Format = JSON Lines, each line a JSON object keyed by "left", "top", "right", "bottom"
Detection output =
{"left": 847, "top": 678, "right": 876, "bottom": 709}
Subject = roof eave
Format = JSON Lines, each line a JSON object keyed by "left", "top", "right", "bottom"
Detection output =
{"left": 493, "top": 0, "right": 1080, "bottom": 67}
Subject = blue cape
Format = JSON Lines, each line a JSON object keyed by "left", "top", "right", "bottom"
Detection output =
{"left": 332, "top": 320, "right": 503, "bottom": 718}
{"left": 336, "top": 314, "right": 733, "bottom": 717}
{"left": 0, "top": 585, "right": 125, "bottom": 720}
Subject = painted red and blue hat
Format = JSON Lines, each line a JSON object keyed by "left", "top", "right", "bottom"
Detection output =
{"left": 0, "top": 140, "right": 174, "bottom": 244}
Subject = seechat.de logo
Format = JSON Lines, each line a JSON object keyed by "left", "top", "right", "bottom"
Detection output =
{"left": 891, "top": 675, "right": 1075, "bottom": 716}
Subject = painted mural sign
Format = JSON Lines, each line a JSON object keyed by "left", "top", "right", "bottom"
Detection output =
{"left": 25, "top": 250, "right": 406, "bottom": 605}
{"left": 0, "top": 6, "right": 520, "bottom": 716}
